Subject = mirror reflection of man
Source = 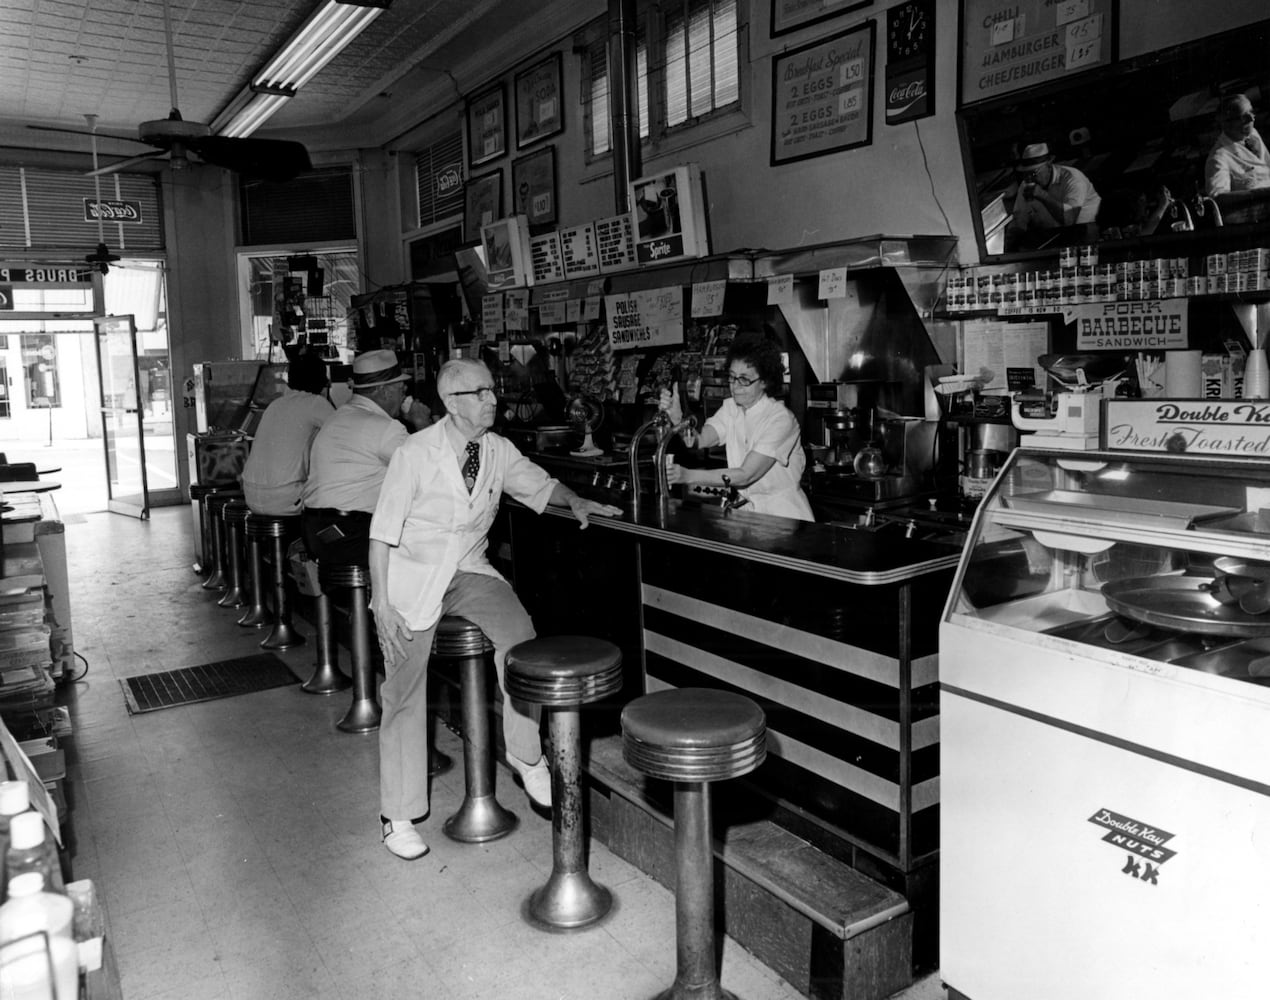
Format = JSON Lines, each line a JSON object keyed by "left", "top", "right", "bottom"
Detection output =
{"left": 1205, "top": 94, "right": 1270, "bottom": 223}
{"left": 1007, "top": 141, "right": 1101, "bottom": 246}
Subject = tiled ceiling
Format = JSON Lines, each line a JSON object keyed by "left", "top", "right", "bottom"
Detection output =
{"left": 0, "top": 0, "right": 596, "bottom": 159}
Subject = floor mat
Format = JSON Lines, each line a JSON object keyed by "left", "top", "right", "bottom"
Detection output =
{"left": 120, "top": 654, "right": 300, "bottom": 714}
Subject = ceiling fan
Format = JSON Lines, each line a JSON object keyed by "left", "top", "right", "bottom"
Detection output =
{"left": 29, "top": 0, "right": 311, "bottom": 183}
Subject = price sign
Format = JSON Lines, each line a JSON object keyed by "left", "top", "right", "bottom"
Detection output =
{"left": 766, "top": 274, "right": 794, "bottom": 305}
{"left": 582, "top": 296, "right": 602, "bottom": 321}
{"left": 505, "top": 289, "right": 529, "bottom": 331}
{"left": 566, "top": 299, "right": 582, "bottom": 323}
{"left": 818, "top": 267, "right": 848, "bottom": 300}
{"left": 482, "top": 293, "right": 504, "bottom": 335}
{"left": 690, "top": 280, "right": 727, "bottom": 318}
{"left": 771, "top": 23, "right": 875, "bottom": 165}
{"left": 539, "top": 301, "right": 567, "bottom": 325}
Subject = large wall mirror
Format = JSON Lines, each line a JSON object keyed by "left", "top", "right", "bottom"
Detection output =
{"left": 959, "top": 19, "right": 1270, "bottom": 260}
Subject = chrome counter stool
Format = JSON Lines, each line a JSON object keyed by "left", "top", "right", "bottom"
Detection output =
{"left": 506, "top": 635, "right": 623, "bottom": 930}
{"left": 188, "top": 482, "right": 221, "bottom": 576}
{"left": 319, "top": 563, "right": 380, "bottom": 733}
{"left": 438, "top": 616, "right": 517, "bottom": 843}
{"left": 217, "top": 500, "right": 251, "bottom": 609}
{"left": 244, "top": 511, "right": 304, "bottom": 650}
{"left": 300, "top": 558, "right": 350, "bottom": 697}
{"left": 201, "top": 490, "right": 241, "bottom": 592}
{"left": 621, "top": 688, "right": 767, "bottom": 1000}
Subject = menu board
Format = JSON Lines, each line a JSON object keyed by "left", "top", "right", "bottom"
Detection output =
{"left": 961, "top": 0, "right": 1114, "bottom": 104}
{"left": 603, "top": 287, "right": 685, "bottom": 351}
{"left": 529, "top": 232, "right": 566, "bottom": 284}
{"left": 595, "top": 213, "right": 638, "bottom": 272}
{"left": 771, "top": 23, "right": 875, "bottom": 165}
{"left": 559, "top": 222, "right": 601, "bottom": 278}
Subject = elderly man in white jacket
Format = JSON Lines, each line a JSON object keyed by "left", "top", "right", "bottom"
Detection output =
{"left": 367, "top": 358, "right": 621, "bottom": 860}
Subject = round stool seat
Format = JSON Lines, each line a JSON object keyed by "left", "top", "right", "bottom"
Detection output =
{"left": 433, "top": 616, "right": 492, "bottom": 658}
{"left": 622, "top": 688, "right": 766, "bottom": 783}
{"left": 505, "top": 636, "right": 623, "bottom": 707}
{"left": 204, "top": 491, "right": 241, "bottom": 512}
{"left": 246, "top": 511, "right": 300, "bottom": 539}
{"left": 222, "top": 499, "right": 251, "bottom": 525}
{"left": 189, "top": 483, "right": 222, "bottom": 500}
{"left": 319, "top": 563, "right": 369, "bottom": 590}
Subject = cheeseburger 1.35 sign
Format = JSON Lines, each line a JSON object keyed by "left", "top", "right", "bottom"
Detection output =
{"left": 1103, "top": 399, "right": 1270, "bottom": 457}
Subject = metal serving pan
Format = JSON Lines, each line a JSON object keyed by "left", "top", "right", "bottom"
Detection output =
{"left": 1101, "top": 576, "right": 1270, "bottom": 638}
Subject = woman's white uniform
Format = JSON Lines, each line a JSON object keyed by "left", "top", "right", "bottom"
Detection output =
{"left": 703, "top": 395, "right": 814, "bottom": 521}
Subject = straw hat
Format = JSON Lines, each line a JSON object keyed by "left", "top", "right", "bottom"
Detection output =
{"left": 1016, "top": 142, "right": 1053, "bottom": 171}
{"left": 351, "top": 350, "right": 409, "bottom": 388}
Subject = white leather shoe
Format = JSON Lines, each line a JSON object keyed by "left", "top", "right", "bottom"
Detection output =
{"left": 506, "top": 753, "right": 552, "bottom": 809}
{"left": 382, "top": 819, "right": 429, "bottom": 860}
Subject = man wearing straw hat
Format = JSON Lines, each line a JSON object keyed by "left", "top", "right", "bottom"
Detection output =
{"left": 1008, "top": 141, "right": 1101, "bottom": 244}
{"left": 301, "top": 349, "right": 431, "bottom": 567}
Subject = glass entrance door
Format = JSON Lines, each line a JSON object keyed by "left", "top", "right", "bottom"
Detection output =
{"left": 94, "top": 314, "right": 149, "bottom": 518}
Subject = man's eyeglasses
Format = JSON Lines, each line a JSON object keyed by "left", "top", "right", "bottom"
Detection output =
{"left": 727, "top": 373, "right": 760, "bottom": 387}
{"left": 1225, "top": 112, "right": 1257, "bottom": 125}
{"left": 448, "top": 386, "right": 497, "bottom": 401}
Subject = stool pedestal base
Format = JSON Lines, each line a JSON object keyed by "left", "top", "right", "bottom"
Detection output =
{"left": 302, "top": 593, "right": 351, "bottom": 695}
{"left": 525, "top": 706, "right": 611, "bottom": 930}
{"left": 443, "top": 644, "right": 516, "bottom": 843}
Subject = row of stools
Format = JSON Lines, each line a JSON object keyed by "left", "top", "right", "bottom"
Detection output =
{"left": 189, "top": 484, "right": 770, "bottom": 999}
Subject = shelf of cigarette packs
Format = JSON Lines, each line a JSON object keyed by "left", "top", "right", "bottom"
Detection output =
{"left": 567, "top": 323, "right": 619, "bottom": 401}
{"left": 942, "top": 246, "right": 1270, "bottom": 317}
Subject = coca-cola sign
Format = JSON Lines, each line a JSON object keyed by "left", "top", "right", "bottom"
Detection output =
{"left": 83, "top": 199, "right": 143, "bottom": 223}
{"left": 885, "top": 65, "right": 933, "bottom": 125}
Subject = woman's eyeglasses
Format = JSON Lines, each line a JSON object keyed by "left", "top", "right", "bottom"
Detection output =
{"left": 727, "top": 373, "right": 760, "bottom": 387}
{"left": 448, "top": 386, "right": 497, "bottom": 401}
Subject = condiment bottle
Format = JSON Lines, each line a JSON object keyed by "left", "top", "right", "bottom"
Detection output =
{"left": 0, "top": 782, "right": 31, "bottom": 902}
{"left": 4, "top": 814, "right": 57, "bottom": 890}
{"left": 0, "top": 871, "right": 78, "bottom": 1000}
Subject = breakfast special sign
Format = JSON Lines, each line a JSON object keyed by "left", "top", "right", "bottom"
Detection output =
{"left": 1103, "top": 400, "right": 1270, "bottom": 457}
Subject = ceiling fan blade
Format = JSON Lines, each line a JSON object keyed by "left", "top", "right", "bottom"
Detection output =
{"left": 87, "top": 149, "right": 168, "bottom": 177}
{"left": 186, "top": 136, "right": 312, "bottom": 182}
{"left": 28, "top": 123, "right": 149, "bottom": 145}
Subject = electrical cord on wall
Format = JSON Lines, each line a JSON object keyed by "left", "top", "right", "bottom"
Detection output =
{"left": 914, "top": 119, "right": 955, "bottom": 237}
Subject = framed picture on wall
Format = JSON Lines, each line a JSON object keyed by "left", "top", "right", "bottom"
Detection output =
{"left": 771, "top": 0, "right": 872, "bottom": 38}
{"left": 464, "top": 170, "right": 503, "bottom": 242}
{"left": 511, "top": 145, "right": 557, "bottom": 227}
{"left": 771, "top": 22, "right": 875, "bottom": 165}
{"left": 514, "top": 53, "right": 564, "bottom": 149}
{"left": 466, "top": 84, "right": 507, "bottom": 167}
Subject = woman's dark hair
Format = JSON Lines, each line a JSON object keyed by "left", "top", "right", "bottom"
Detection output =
{"left": 726, "top": 332, "right": 785, "bottom": 396}
{"left": 286, "top": 350, "right": 329, "bottom": 394}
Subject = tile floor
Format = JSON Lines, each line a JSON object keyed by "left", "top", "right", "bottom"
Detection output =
{"left": 53, "top": 503, "right": 948, "bottom": 1000}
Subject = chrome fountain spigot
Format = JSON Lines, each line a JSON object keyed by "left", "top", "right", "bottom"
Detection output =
{"left": 653, "top": 415, "right": 696, "bottom": 510}
{"left": 720, "top": 475, "right": 749, "bottom": 516}
{"left": 628, "top": 410, "right": 670, "bottom": 520}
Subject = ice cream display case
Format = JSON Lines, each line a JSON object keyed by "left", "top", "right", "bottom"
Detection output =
{"left": 939, "top": 445, "right": 1270, "bottom": 1000}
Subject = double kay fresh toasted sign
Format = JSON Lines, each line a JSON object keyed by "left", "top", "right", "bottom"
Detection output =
{"left": 1103, "top": 399, "right": 1270, "bottom": 457}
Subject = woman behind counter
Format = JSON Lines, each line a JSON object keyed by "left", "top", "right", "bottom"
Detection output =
{"left": 661, "top": 333, "right": 814, "bottom": 521}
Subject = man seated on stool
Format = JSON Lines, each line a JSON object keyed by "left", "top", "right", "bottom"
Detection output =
{"left": 301, "top": 350, "right": 431, "bottom": 567}
{"left": 368, "top": 358, "right": 622, "bottom": 860}
{"left": 241, "top": 348, "right": 334, "bottom": 515}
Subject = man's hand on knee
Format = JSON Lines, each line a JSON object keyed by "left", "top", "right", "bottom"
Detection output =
{"left": 370, "top": 600, "right": 413, "bottom": 663}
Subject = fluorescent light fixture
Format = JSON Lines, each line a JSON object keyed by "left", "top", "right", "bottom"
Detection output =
{"left": 212, "top": 0, "right": 389, "bottom": 138}
{"left": 218, "top": 91, "right": 293, "bottom": 139}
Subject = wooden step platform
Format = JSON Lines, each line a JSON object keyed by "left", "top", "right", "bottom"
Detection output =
{"left": 583, "top": 733, "right": 913, "bottom": 1000}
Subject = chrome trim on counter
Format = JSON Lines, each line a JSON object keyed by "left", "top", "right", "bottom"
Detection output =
{"left": 542, "top": 503, "right": 962, "bottom": 586}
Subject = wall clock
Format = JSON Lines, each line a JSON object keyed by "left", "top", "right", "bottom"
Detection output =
{"left": 885, "top": 0, "right": 935, "bottom": 125}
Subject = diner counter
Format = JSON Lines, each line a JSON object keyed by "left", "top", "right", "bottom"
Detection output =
{"left": 496, "top": 486, "right": 958, "bottom": 968}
